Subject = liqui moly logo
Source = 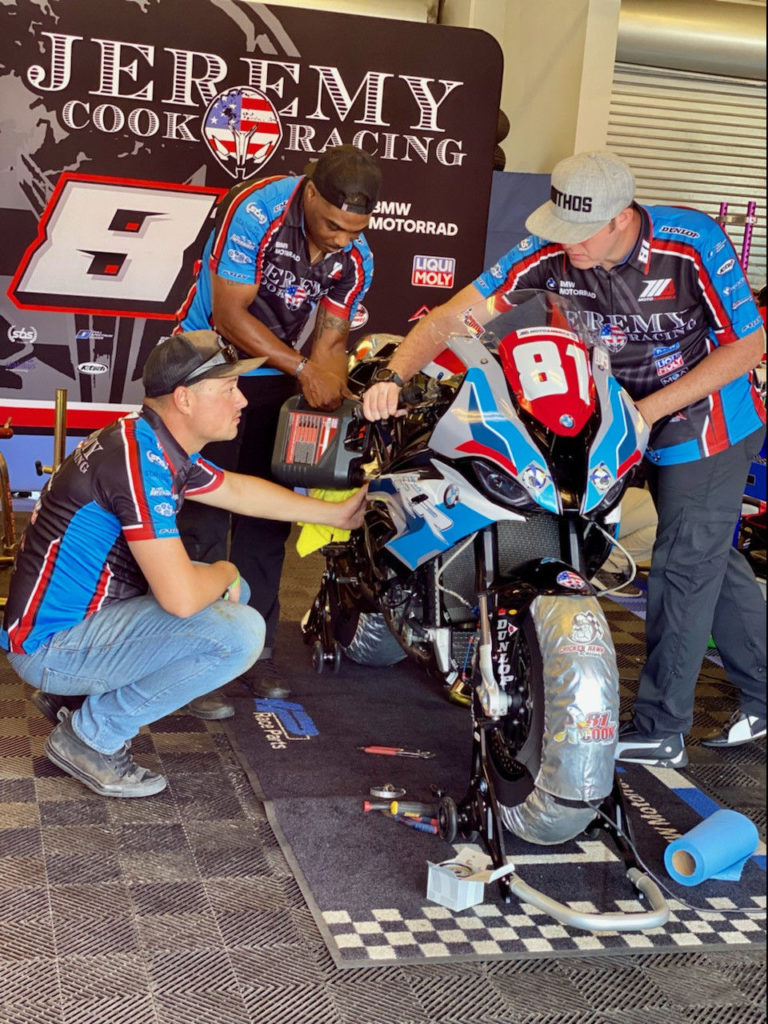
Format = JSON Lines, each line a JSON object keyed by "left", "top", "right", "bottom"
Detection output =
{"left": 411, "top": 254, "right": 456, "bottom": 288}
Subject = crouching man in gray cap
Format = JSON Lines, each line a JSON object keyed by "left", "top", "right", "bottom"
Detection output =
{"left": 1, "top": 330, "right": 367, "bottom": 798}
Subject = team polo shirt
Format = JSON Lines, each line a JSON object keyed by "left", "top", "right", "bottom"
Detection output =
{"left": 474, "top": 204, "right": 765, "bottom": 465}
{"left": 1, "top": 407, "right": 223, "bottom": 655}
{"left": 176, "top": 174, "right": 373, "bottom": 352}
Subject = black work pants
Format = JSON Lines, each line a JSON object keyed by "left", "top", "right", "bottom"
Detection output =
{"left": 634, "top": 427, "right": 766, "bottom": 736}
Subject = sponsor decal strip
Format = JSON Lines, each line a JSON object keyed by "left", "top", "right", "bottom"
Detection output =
{"left": 0, "top": 400, "right": 138, "bottom": 431}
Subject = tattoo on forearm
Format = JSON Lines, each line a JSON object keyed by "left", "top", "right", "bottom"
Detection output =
{"left": 314, "top": 306, "right": 350, "bottom": 339}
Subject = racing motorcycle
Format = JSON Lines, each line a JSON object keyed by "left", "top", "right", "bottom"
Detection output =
{"left": 272, "top": 289, "right": 668, "bottom": 930}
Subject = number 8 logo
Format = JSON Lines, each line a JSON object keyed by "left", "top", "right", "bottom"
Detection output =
{"left": 9, "top": 173, "right": 224, "bottom": 318}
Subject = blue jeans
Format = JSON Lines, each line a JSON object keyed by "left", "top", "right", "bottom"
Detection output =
{"left": 8, "top": 589, "right": 264, "bottom": 754}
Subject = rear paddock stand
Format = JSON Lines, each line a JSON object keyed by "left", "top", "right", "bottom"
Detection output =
{"left": 301, "top": 543, "right": 352, "bottom": 674}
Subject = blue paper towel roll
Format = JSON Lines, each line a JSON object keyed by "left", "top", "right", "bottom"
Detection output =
{"left": 664, "top": 809, "right": 759, "bottom": 886}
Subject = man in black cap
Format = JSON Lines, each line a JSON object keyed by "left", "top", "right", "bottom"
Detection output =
{"left": 175, "top": 144, "right": 381, "bottom": 699}
{"left": 0, "top": 330, "right": 367, "bottom": 798}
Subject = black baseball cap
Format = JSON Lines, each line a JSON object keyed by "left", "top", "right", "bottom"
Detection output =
{"left": 304, "top": 144, "right": 381, "bottom": 216}
{"left": 142, "top": 330, "right": 265, "bottom": 397}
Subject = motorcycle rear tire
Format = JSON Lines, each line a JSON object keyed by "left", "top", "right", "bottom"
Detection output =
{"left": 338, "top": 610, "right": 407, "bottom": 667}
{"left": 489, "top": 611, "right": 602, "bottom": 845}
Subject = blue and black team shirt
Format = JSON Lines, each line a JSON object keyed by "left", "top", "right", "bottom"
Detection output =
{"left": 176, "top": 174, "right": 373, "bottom": 350}
{"left": 1, "top": 406, "right": 223, "bottom": 655}
{"left": 475, "top": 204, "right": 765, "bottom": 465}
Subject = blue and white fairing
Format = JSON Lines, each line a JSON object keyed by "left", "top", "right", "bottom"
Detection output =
{"left": 581, "top": 345, "right": 649, "bottom": 515}
{"left": 367, "top": 311, "right": 648, "bottom": 571}
{"left": 429, "top": 334, "right": 560, "bottom": 513}
{"left": 368, "top": 461, "right": 525, "bottom": 571}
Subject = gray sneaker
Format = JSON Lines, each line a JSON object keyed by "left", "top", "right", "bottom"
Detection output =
{"left": 182, "top": 689, "right": 235, "bottom": 720}
{"left": 44, "top": 711, "right": 167, "bottom": 798}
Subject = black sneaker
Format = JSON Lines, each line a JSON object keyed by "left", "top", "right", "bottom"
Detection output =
{"left": 614, "top": 720, "right": 688, "bottom": 768}
{"left": 700, "top": 711, "right": 767, "bottom": 748}
{"left": 31, "top": 690, "right": 85, "bottom": 725}
{"left": 182, "top": 689, "right": 235, "bottom": 720}
{"left": 237, "top": 658, "right": 290, "bottom": 700}
{"left": 44, "top": 710, "right": 167, "bottom": 798}
{"left": 592, "top": 570, "right": 643, "bottom": 598}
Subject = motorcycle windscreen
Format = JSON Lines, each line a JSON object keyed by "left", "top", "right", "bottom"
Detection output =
{"left": 498, "top": 326, "right": 596, "bottom": 436}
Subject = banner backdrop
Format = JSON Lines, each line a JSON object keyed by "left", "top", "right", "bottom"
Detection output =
{"left": 0, "top": 0, "right": 502, "bottom": 485}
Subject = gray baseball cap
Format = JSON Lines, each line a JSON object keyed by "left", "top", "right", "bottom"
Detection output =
{"left": 525, "top": 151, "right": 635, "bottom": 244}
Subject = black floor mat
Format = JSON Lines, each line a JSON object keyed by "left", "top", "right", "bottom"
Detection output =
{"left": 225, "top": 621, "right": 766, "bottom": 967}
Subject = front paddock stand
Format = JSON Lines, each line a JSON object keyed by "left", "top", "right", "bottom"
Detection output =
{"left": 437, "top": 724, "right": 670, "bottom": 931}
{"left": 437, "top": 721, "right": 514, "bottom": 902}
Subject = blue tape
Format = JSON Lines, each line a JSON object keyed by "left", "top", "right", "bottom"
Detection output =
{"left": 664, "top": 808, "right": 759, "bottom": 886}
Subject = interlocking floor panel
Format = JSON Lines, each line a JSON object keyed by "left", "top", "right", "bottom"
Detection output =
{"left": 0, "top": 541, "right": 765, "bottom": 1024}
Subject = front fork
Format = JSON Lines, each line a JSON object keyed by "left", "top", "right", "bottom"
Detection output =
{"left": 438, "top": 528, "right": 515, "bottom": 899}
{"left": 440, "top": 527, "right": 649, "bottom": 908}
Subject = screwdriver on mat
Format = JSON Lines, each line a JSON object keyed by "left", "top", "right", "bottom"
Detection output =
{"left": 383, "top": 812, "right": 439, "bottom": 835}
{"left": 363, "top": 799, "right": 438, "bottom": 815}
{"left": 358, "top": 745, "right": 434, "bottom": 758}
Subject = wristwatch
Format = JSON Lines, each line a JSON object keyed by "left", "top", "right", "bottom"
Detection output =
{"left": 372, "top": 367, "right": 405, "bottom": 388}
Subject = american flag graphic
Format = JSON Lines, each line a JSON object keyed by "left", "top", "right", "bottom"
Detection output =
{"left": 284, "top": 284, "right": 308, "bottom": 310}
{"left": 599, "top": 323, "right": 627, "bottom": 352}
{"left": 202, "top": 88, "right": 282, "bottom": 178}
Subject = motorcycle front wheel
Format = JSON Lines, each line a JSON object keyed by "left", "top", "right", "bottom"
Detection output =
{"left": 487, "top": 611, "right": 604, "bottom": 845}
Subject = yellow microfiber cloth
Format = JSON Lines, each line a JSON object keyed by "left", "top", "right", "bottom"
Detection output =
{"left": 296, "top": 487, "right": 357, "bottom": 557}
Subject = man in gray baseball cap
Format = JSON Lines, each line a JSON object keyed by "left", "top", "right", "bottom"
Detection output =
{"left": 524, "top": 150, "right": 636, "bottom": 244}
{"left": 363, "top": 149, "right": 766, "bottom": 765}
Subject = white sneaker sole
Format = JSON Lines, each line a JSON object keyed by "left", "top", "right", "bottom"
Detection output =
{"left": 44, "top": 739, "right": 168, "bottom": 798}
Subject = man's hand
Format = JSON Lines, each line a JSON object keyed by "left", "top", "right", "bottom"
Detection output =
{"left": 319, "top": 484, "right": 369, "bottom": 530}
{"left": 362, "top": 381, "right": 402, "bottom": 421}
{"left": 222, "top": 571, "right": 242, "bottom": 603}
{"left": 298, "top": 360, "right": 351, "bottom": 411}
